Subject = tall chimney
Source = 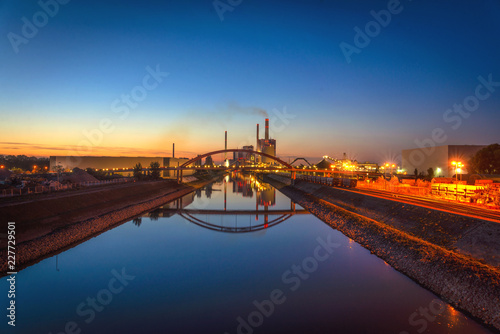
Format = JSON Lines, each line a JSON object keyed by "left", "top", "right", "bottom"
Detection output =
{"left": 225, "top": 131, "right": 227, "bottom": 161}
{"left": 265, "top": 118, "right": 269, "bottom": 140}
{"left": 256, "top": 124, "right": 259, "bottom": 150}
{"left": 172, "top": 143, "right": 175, "bottom": 158}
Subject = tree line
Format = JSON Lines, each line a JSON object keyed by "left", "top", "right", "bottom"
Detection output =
{"left": 133, "top": 161, "right": 161, "bottom": 180}
{"left": 0, "top": 155, "right": 49, "bottom": 171}
{"left": 468, "top": 143, "right": 500, "bottom": 175}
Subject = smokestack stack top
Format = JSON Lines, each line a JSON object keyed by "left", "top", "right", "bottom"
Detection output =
{"left": 265, "top": 118, "right": 269, "bottom": 140}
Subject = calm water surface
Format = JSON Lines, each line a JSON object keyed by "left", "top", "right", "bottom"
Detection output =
{"left": 1, "top": 174, "right": 495, "bottom": 334}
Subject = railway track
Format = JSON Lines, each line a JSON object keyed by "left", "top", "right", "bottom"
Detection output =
{"left": 349, "top": 187, "right": 500, "bottom": 223}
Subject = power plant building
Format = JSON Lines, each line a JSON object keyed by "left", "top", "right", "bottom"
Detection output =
{"left": 233, "top": 145, "right": 255, "bottom": 165}
{"left": 256, "top": 118, "right": 277, "bottom": 164}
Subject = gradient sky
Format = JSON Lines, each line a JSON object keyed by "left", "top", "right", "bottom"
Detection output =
{"left": 1, "top": 0, "right": 499, "bottom": 164}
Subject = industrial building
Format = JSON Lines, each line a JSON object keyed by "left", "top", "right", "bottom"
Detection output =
{"left": 401, "top": 145, "right": 486, "bottom": 178}
{"left": 256, "top": 118, "right": 277, "bottom": 164}
{"left": 49, "top": 156, "right": 192, "bottom": 178}
{"left": 233, "top": 145, "right": 255, "bottom": 166}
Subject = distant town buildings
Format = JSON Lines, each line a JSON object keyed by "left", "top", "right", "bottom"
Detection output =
{"left": 49, "top": 156, "right": 193, "bottom": 178}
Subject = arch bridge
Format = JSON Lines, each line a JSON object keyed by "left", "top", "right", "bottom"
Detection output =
{"left": 176, "top": 149, "right": 296, "bottom": 183}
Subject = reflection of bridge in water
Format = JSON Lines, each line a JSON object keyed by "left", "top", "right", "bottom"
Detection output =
{"left": 138, "top": 173, "right": 306, "bottom": 232}
{"left": 179, "top": 212, "right": 298, "bottom": 233}
{"left": 158, "top": 209, "right": 307, "bottom": 216}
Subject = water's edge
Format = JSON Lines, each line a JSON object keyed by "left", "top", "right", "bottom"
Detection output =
{"left": 0, "top": 177, "right": 219, "bottom": 276}
{"left": 264, "top": 174, "right": 500, "bottom": 332}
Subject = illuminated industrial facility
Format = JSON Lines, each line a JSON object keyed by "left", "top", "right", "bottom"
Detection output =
{"left": 256, "top": 118, "right": 277, "bottom": 164}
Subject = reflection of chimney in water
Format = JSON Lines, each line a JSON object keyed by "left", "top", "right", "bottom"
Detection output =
{"left": 256, "top": 198, "right": 258, "bottom": 221}
{"left": 265, "top": 118, "right": 269, "bottom": 140}
{"left": 256, "top": 124, "right": 259, "bottom": 150}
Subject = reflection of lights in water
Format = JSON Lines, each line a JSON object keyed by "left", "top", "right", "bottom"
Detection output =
{"left": 446, "top": 305, "right": 458, "bottom": 329}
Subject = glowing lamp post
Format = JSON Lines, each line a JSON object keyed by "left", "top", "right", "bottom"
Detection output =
{"left": 451, "top": 161, "right": 463, "bottom": 181}
{"left": 451, "top": 161, "right": 464, "bottom": 201}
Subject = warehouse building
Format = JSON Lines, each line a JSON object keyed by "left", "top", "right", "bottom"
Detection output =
{"left": 401, "top": 145, "right": 485, "bottom": 177}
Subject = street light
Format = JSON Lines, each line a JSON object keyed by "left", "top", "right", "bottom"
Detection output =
{"left": 451, "top": 161, "right": 464, "bottom": 181}
{"left": 451, "top": 161, "right": 464, "bottom": 201}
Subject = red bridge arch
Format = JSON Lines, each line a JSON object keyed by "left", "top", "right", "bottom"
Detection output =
{"left": 180, "top": 149, "right": 293, "bottom": 169}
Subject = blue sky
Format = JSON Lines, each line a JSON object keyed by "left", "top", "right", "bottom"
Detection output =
{"left": 0, "top": 0, "right": 499, "bottom": 164}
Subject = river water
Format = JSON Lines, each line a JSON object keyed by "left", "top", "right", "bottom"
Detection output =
{"left": 1, "top": 174, "right": 495, "bottom": 334}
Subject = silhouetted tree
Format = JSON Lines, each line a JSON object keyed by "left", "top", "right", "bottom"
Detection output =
{"left": 133, "top": 163, "right": 143, "bottom": 180}
{"left": 148, "top": 210, "right": 160, "bottom": 221}
{"left": 133, "top": 217, "right": 142, "bottom": 227}
{"left": 414, "top": 168, "right": 418, "bottom": 180}
{"left": 427, "top": 167, "right": 435, "bottom": 180}
{"left": 85, "top": 167, "right": 107, "bottom": 180}
{"left": 149, "top": 161, "right": 161, "bottom": 180}
{"left": 469, "top": 143, "right": 500, "bottom": 174}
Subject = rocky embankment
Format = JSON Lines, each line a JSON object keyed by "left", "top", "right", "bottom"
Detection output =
{"left": 0, "top": 177, "right": 217, "bottom": 275}
{"left": 265, "top": 174, "right": 500, "bottom": 331}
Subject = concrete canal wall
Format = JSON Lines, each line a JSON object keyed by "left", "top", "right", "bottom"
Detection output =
{"left": 0, "top": 177, "right": 217, "bottom": 275}
{"left": 265, "top": 174, "right": 500, "bottom": 331}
